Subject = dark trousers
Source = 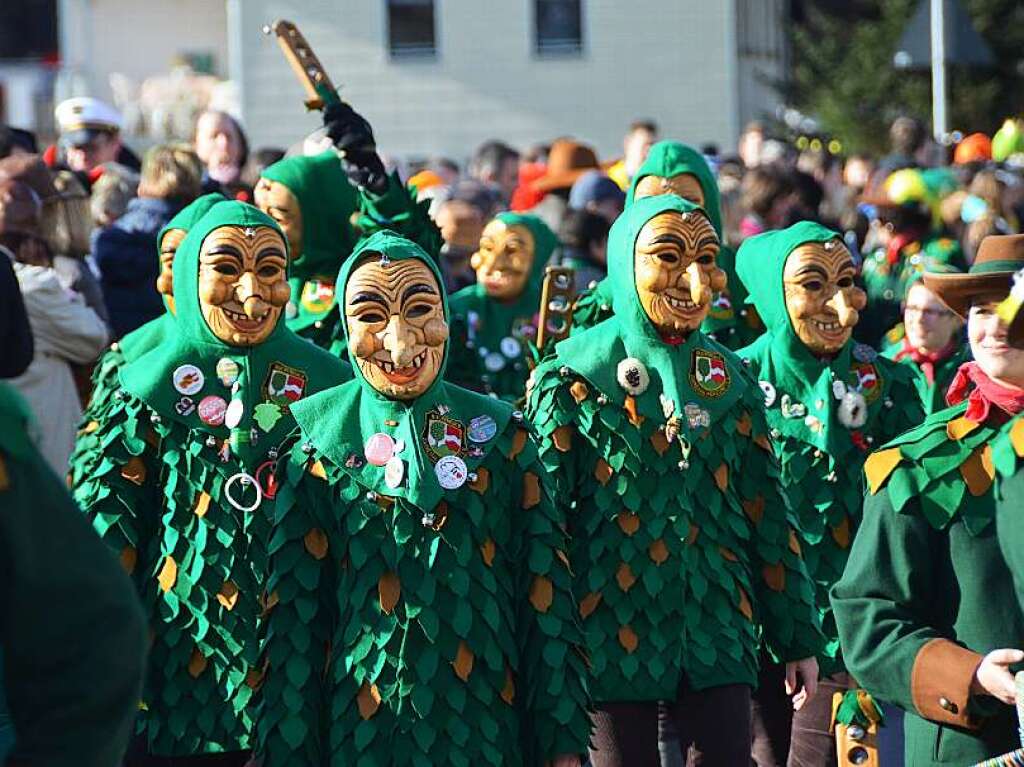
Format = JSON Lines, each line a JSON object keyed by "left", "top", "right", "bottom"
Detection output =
{"left": 124, "top": 743, "right": 249, "bottom": 767}
{"left": 589, "top": 679, "right": 752, "bottom": 767}
{"left": 751, "top": 660, "right": 847, "bottom": 767}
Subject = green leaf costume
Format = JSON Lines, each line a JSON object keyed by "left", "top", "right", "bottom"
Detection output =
{"left": 0, "top": 383, "right": 147, "bottom": 767}
{"left": 526, "top": 195, "right": 823, "bottom": 704}
{"left": 256, "top": 232, "right": 591, "bottom": 766}
{"left": 70, "top": 193, "right": 227, "bottom": 487}
{"left": 448, "top": 213, "right": 557, "bottom": 402}
{"left": 569, "top": 141, "right": 760, "bottom": 350}
{"left": 71, "top": 202, "right": 350, "bottom": 756}
{"left": 881, "top": 328, "right": 971, "bottom": 416}
{"left": 262, "top": 151, "right": 441, "bottom": 349}
{"left": 735, "top": 222, "right": 924, "bottom": 674}
{"left": 832, "top": 402, "right": 1024, "bottom": 765}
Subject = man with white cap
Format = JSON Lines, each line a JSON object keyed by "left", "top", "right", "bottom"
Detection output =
{"left": 52, "top": 97, "right": 140, "bottom": 179}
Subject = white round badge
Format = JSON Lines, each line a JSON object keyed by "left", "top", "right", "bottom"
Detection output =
{"left": 385, "top": 456, "right": 405, "bottom": 489}
{"left": 224, "top": 399, "right": 245, "bottom": 430}
{"left": 499, "top": 336, "right": 522, "bottom": 358}
{"left": 759, "top": 381, "right": 777, "bottom": 408}
{"left": 173, "top": 364, "right": 205, "bottom": 396}
{"left": 484, "top": 352, "right": 506, "bottom": 373}
{"left": 434, "top": 455, "right": 468, "bottom": 490}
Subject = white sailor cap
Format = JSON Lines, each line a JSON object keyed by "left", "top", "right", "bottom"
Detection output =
{"left": 55, "top": 97, "right": 122, "bottom": 145}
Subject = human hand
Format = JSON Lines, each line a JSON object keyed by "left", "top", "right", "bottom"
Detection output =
{"left": 971, "top": 648, "right": 1024, "bottom": 704}
{"left": 785, "top": 656, "right": 819, "bottom": 711}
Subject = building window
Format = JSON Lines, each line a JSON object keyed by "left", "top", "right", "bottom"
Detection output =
{"left": 387, "top": 0, "right": 437, "bottom": 59}
{"left": 535, "top": 0, "right": 583, "bottom": 56}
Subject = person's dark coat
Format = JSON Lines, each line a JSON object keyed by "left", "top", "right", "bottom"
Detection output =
{"left": 92, "top": 196, "right": 180, "bottom": 338}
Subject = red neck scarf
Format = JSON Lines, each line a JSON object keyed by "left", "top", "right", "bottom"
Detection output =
{"left": 893, "top": 337, "right": 957, "bottom": 385}
{"left": 945, "top": 361, "right": 1024, "bottom": 424}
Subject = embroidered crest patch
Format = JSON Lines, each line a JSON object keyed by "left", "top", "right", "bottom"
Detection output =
{"left": 422, "top": 409, "right": 465, "bottom": 462}
{"left": 263, "top": 363, "right": 308, "bottom": 407}
{"left": 690, "top": 348, "right": 730, "bottom": 398}
{"left": 847, "top": 362, "right": 882, "bottom": 403}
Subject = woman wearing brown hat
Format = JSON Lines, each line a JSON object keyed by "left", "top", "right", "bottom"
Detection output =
{"left": 832, "top": 234, "right": 1024, "bottom": 766}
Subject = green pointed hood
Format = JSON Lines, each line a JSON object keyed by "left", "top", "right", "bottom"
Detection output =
{"left": 261, "top": 150, "right": 359, "bottom": 281}
{"left": 156, "top": 191, "right": 227, "bottom": 260}
{"left": 555, "top": 193, "right": 747, "bottom": 425}
{"left": 626, "top": 141, "right": 722, "bottom": 237}
{"left": 120, "top": 201, "right": 348, "bottom": 462}
{"left": 291, "top": 231, "right": 513, "bottom": 511}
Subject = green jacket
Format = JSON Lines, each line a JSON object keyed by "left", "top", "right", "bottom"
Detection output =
{"left": 832, "top": 403, "right": 1024, "bottom": 766}
{"left": 736, "top": 222, "right": 925, "bottom": 675}
{"left": 0, "top": 384, "right": 147, "bottom": 767}
{"left": 881, "top": 327, "right": 972, "bottom": 416}
{"left": 72, "top": 202, "right": 349, "bottom": 756}
{"left": 256, "top": 233, "right": 591, "bottom": 766}
{"left": 528, "top": 195, "right": 823, "bottom": 702}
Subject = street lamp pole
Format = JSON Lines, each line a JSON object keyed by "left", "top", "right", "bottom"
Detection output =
{"left": 930, "top": 0, "right": 947, "bottom": 141}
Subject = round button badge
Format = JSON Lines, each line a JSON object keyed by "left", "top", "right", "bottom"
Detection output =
{"left": 384, "top": 456, "right": 405, "bottom": 489}
{"left": 173, "top": 364, "right": 205, "bottom": 396}
{"left": 364, "top": 433, "right": 396, "bottom": 467}
{"left": 484, "top": 352, "right": 506, "bottom": 373}
{"left": 198, "top": 395, "right": 228, "bottom": 427}
{"left": 468, "top": 415, "right": 497, "bottom": 443}
{"left": 499, "top": 336, "right": 522, "bottom": 358}
{"left": 224, "top": 399, "right": 245, "bottom": 430}
{"left": 216, "top": 357, "right": 240, "bottom": 387}
{"left": 434, "top": 455, "right": 468, "bottom": 490}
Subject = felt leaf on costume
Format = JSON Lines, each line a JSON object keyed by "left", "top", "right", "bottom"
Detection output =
{"left": 357, "top": 681, "right": 382, "bottom": 720}
{"left": 378, "top": 572, "right": 401, "bottom": 615}
{"left": 157, "top": 556, "right": 178, "bottom": 593}
{"left": 303, "top": 528, "right": 329, "bottom": 560}
{"left": 216, "top": 581, "right": 240, "bottom": 611}
{"left": 120, "top": 456, "right": 147, "bottom": 485}
{"left": 529, "top": 576, "right": 553, "bottom": 612}
{"left": 960, "top": 445, "right": 995, "bottom": 496}
{"left": 193, "top": 491, "right": 211, "bottom": 517}
{"left": 865, "top": 448, "right": 903, "bottom": 495}
{"left": 618, "top": 625, "right": 639, "bottom": 653}
{"left": 479, "top": 538, "right": 496, "bottom": 567}
{"left": 120, "top": 545, "right": 137, "bottom": 574}
{"left": 452, "top": 640, "right": 474, "bottom": 681}
{"left": 254, "top": 402, "right": 283, "bottom": 432}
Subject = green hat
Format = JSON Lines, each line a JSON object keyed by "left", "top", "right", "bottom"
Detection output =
{"left": 626, "top": 141, "right": 722, "bottom": 237}
{"left": 260, "top": 150, "right": 358, "bottom": 281}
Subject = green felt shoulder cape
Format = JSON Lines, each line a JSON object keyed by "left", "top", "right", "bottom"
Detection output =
{"left": 572, "top": 141, "right": 757, "bottom": 348}
{"left": 527, "top": 194, "right": 823, "bottom": 701}
{"left": 448, "top": 212, "right": 557, "bottom": 402}
{"left": 257, "top": 231, "right": 590, "bottom": 765}
{"left": 865, "top": 400, "right": 999, "bottom": 536}
{"left": 881, "top": 335, "right": 972, "bottom": 415}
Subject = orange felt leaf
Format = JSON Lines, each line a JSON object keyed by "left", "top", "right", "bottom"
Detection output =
{"left": 961, "top": 445, "right": 995, "bottom": 497}
{"left": 735, "top": 413, "right": 752, "bottom": 437}
{"left": 754, "top": 434, "right": 772, "bottom": 452}
{"left": 509, "top": 429, "right": 528, "bottom": 460}
{"left": 650, "top": 429, "right": 670, "bottom": 456}
{"left": 187, "top": 647, "right": 207, "bottom": 678}
{"left": 552, "top": 425, "right": 574, "bottom": 453}
{"left": 616, "top": 562, "right": 637, "bottom": 592}
{"left": 522, "top": 473, "right": 540, "bottom": 509}
{"left": 617, "top": 512, "right": 640, "bottom": 536}
{"left": 429, "top": 501, "right": 449, "bottom": 530}
{"left": 120, "top": 456, "right": 147, "bottom": 486}
{"left": 157, "top": 556, "right": 177, "bottom": 593}
{"left": 648, "top": 539, "right": 669, "bottom": 564}
{"left": 623, "top": 396, "right": 645, "bottom": 427}
{"left": 308, "top": 460, "right": 328, "bottom": 480}
{"left": 686, "top": 523, "right": 700, "bottom": 545}
{"left": 529, "top": 575, "right": 553, "bottom": 612}
{"left": 217, "top": 581, "right": 240, "bottom": 611}
{"left": 742, "top": 495, "right": 765, "bottom": 525}
{"left": 594, "top": 458, "right": 613, "bottom": 485}
{"left": 378, "top": 571, "right": 401, "bottom": 615}
{"left": 864, "top": 447, "right": 903, "bottom": 495}
{"left": 480, "top": 538, "right": 496, "bottom": 567}
{"left": 737, "top": 585, "right": 753, "bottom": 621}
{"left": 193, "top": 491, "right": 211, "bottom": 518}
{"left": 718, "top": 546, "right": 738, "bottom": 562}
{"left": 713, "top": 463, "right": 729, "bottom": 492}
{"left": 304, "top": 528, "right": 329, "bottom": 560}
{"left": 120, "top": 546, "right": 137, "bottom": 575}
{"left": 570, "top": 381, "right": 589, "bottom": 403}
{"left": 763, "top": 562, "right": 786, "bottom": 592}
{"left": 618, "top": 625, "right": 639, "bottom": 654}
{"left": 468, "top": 467, "right": 490, "bottom": 494}
{"left": 144, "top": 428, "right": 160, "bottom": 449}
{"left": 261, "top": 589, "right": 280, "bottom": 618}
{"left": 83, "top": 420, "right": 100, "bottom": 434}
{"left": 831, "top": 515, "right": 851, "bottom": 549}
{"left": 579, "top": 591, "right": 603, "bottom": 618}
{"left": 357, "top": 681, "right": 381, "bottom": 720}
{"left": 788, "top": 528, "right": 803, "bottom": 556}
{"left": 501, "top": 666, "right": 516, "bottom": 704}
{"left": 245, "top": 667, "right": 265, "bottom": 690}
{"left": 947, "top": 416, "right": 981, "bottom": 442}
{"left": 1010, "top": 418, "right": 1024, "bottom": 457}
{"left": 453, "top": 640, "right": 475, "bottom": 681}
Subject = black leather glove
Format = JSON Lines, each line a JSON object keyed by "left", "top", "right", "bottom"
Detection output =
{"left": 323, "top": 102, "right": 389, "bottom": 195}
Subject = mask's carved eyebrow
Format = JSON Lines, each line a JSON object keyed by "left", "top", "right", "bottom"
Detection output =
{"left": 256, "top": 247, "right": 286, "bottom": 261}
{"left": 695, "top": 236, "right": 719, "bottom": 251}
{"left": 793, "top": 264, "right": 829, "bottom": 279}
{"left": 402, "top": 283, "right": 437, "bottom": 304}
{"left": 205, "top": 244, "right": 243, "bottom": 258}
{"left": 647, "top": 233, "right": 687, "bottom": 249}
{"left": 836, "top": 259, "right": 855, "bottom": 273}
{"left": 350, "top": 291, "right": 389, "bottom": 309}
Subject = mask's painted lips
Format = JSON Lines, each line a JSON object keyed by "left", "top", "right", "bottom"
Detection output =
{"left": 372, "top": 350, "right": 428, "bottom": 383}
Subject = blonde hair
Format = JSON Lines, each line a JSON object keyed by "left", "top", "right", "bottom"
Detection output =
{"left": 139, "top": 143, "right": 202, "bottom": 202}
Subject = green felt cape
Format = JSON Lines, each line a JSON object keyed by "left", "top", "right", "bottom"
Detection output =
{"left": 257, "top": 231, "right": 591, "bottom": 765}
{"left": 72, "top": 201, "right": 349, "bottom": 756}
{"left": 881, "top": 331, "right": 971, "bottom": 415}
{"left": 448, "top": 212, "right": 557, "bottom": 402}
{"left": 735, "top": 221, "right": 924, "bottom": 673}
{"left": 993, "top": 415, "right": 1024, "bottom": 611}
{"left": 571, "top": 141, "right": 757, "bottom": 349}
{"left": 527, "top": 194, "right": 823, "bottom": 701}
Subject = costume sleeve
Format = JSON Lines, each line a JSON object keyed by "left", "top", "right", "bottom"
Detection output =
{"left": 356, "top": 171, "right": 443, "bottom": 258}
{"left": 525, "top": 362, "right": 583, "bottom": 505}
{"left": 255, "top": 441, "right": 337, "bottom": 767}
{"left": 508, "top": 426, "right": 592, "bottom": 762}
{"left": 830, "top": 490, "right": 983, "bottom": 729}
{"left": 71, "top": 392, "right": 162, "bottom": 596}
{"left": 736, "top": 405, "right": 824, "bottom": 664}
{"left": 1, "top": 444, "right": 146, "bottom": 767}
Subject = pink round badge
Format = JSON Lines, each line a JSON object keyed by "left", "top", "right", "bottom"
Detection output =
{"left": 198, "top": 395, "right": 228, "bottom": 427}
{"left": 364, "top": 432, "right": 396, "bottom": 467}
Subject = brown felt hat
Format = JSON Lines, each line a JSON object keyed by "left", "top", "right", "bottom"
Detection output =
{"left": 923, "top": 234, "right": 1024, "bottom": 319}
{"left": 531, "top": 139, "right": 600, "bottom": 193}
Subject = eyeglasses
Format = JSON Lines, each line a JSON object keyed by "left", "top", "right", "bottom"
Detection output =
{"left": 905, "top": 305, "right": 954, "bottom": 321}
